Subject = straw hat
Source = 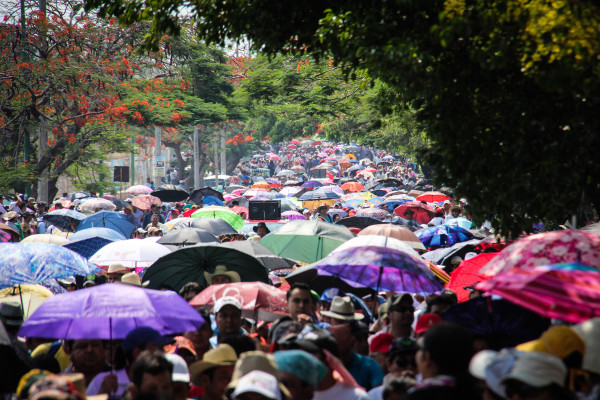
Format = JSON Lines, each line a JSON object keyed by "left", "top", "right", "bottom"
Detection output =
{"left": 107, "top": 263, "right": 129, "bottom": 275}
{"left": 119, "top": 272, "right": 148, "bottom": 287}
{"left": 189, "top": 344, "right": 238, "bottom": 385}
{"left": 204, "top": 265, "right": 241, "bottom": 284}
{"left": 320, "top": 296, "right": 364, "bottom": 321}
{"left": 316, "top": 203, "right": 330, "bottom": 212}
{"left": 226, "top": 351, "right": 291, "bottom": 399}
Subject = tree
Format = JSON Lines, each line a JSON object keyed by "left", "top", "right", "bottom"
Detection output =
{"left": 83, "top": 0, "right": 600, "bottom": 233}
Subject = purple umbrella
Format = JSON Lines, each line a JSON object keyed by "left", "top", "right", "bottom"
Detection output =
{"left": 282, "top": 211, "right": 306, "bottom": 221}
{"left": 311, "top": 246, "right": 443, "bottom": 295}
{"left": 327, "top": 209, "right": 349, "bottom": 219}
{"left": 19, "top": 283, "right": 205, "bottom": 339}
{"left": 302, "top": 180, "right": 323, "bottom": 189}
{"left": 316, "top": 185, "right": 345, "bottom": 196}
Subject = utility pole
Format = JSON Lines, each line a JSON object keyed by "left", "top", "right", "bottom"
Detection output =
{"left": 130, "top": 127, "right": 135, "bottom": 185}
{"left": 220, "top": 126, "right": 226, "bottom": 177}
{"left": 213, "top": 127, "right": 219, "bottom": 187}
{"left": 154, "top": 126, "right": 161, "bottom": 184}
{"left": 21, "top": 0, "right": 31, "bottom": 197}
{"left": 193, "top": 125, "right": 199, "bottom": 189}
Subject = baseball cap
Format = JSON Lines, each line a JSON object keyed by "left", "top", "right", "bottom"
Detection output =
{"left": 231, "top": 370, "right": 281, "bottom": 400}
{"left": 516, "top": 325, "right": 584, "bottom": 362}
{"left": 501, "top": 351, "right": 567, "bottom": 388}
{"left": 273, "top": 350, "right": 327, "bottom": 388}
{"left": 387, "top": 293, "right": 413, "bottom": 311}
{"left": 164, "top": 353, "right": 190, "bottom": 383}
{"left": 369, "top": 333, "right": 394, "bottom": 354}
{"left": 122, "top": 327, "right": 174, "bottom": 351}
{"left": 214, "top": 296, "right": 242, "bottom": 313}
{"left": 387, "top": 338, "right": 418, "bottom": 360}
{"left": 414, "top": 313, "right": 443, "bottom": 335}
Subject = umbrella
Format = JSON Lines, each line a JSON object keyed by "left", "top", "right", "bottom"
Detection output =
{"left": 21, "top": 234, "right": 70, "bottom": 245}
{"left": 77, "top": 211, "right": 136, "bottom": 238}
{"left": 202, "top": 196, "right": 225, "bottom": 206}
{"left": 109, "top": 198, "right": 129, "bottom": 210}
{"left": 340, "top": 182, "right": 365, "bottom": 192}
{"left": 446, "top": 253, "right": 499, "bottom": 302}
{"left": 291, "top": 166, "right": 306, "bottom": 174}
{"left": 445, "top": 217, "right": 473, "bottom": 230}
{"left": 252, "top": 181, "right": 271, "bottom": 189}
{"left": 157, "top": 228, "right": 220, "bottom": 248}
{"left": 354, "top": 207, "right": 388, "bottom": 220}
{"left": 250, "top": 192, "right": 284, "bottom": 200}
{"left": 142, "top": 244, "right": 269, "bottom": 292}
{"left": 226, "top": 196, "right": 250, "bottom": 208}
{"left": 304, "top": 246, "right": 442, "bottom": 295}
{"left": 277, "top": 170, "right": 296, "bottom": 177}
{"left": 189, "top": 187, "right": 225, "bottom": 204}
{"left": 224, "top": 185, "right": 246, "bottom": 194}
{"left": 0, "top": 243, "right": 99, "bottom": 289}
{"left": 298, "top": 191, "right": 340, "bottom": 201}
{"left": 315, "top": 185, "right": 345, "bottom": 196}
{"left": 42, "top": 209, "right": 86, "bottom": 231}
{"left": 475, "top": 266, "right": 600, "bottom": 323}
{"left": 281, "top": 211, "right": 306, "bottom": 221}
{"left": 63, "top": 227, "right": 127, "bottom": 259}
{"left": 71, "top": 192, "right": 90, "bottom": 200}
{"left": 79, "top": 198, "right": 117, "bottom": 213}
{"left": 190, "top": 282, "right": 288, "bottom": 321}
{"left": 415, "top": 191, "right": 451, "bottom": 203}
{"left": 219, "top": 241, "right": 298, "bottom": 270}
{"left": 260, "top": 220, "right": 355, "bottom": 263}
{"left": 393, "top": 201, "right": 435, "bottom": 224}
{"left": 327, "top": 209, "right": 349, "bottom": 219}
{"left": 0, "top": 292, "right": 49, "bottom": 320}
{"left": 19, "top": 283, "right": 205, "bottom": 339}
{"left": 421, "top": 239, "right": 482, "bottom": 269}
{"left": 417, "top": 225, "right": 475, "bottom": 248}
{"left": 302, "top": 180, "right": 323, "bottom": 189}
{"left": 171, "top": 218, "right": 237, "bottom": 236}
{"left": 152, "top": 185, "right": 190, "bottom": 202}
{"left": 131, "top": 195, "right": 162, "bottom": 211}
{"left": 479, "top": 230, "right": 600, "bottom": 277}
{"left": 242, "top": 189, "right": 268, "bottom": 198}
{"left": 336, "top": 216, "right": 383, "bottom": 230}
{"left": 280, "top": 187, "right": 302, "bottom": 197}
{"left": 268, "top": 154, "right": 280, "bottom": 161}
{"left": 191, "top": 206, "right": 244, "bottom": 231}
{"left": 442, "top": 296, "right": 550, "bottom": 350}
{"left": 89, "top": 239, "right": 171, "bottom": 269}
{"left": 358, "top": 224, "right": 426, "bottom": 251}
{"left": 290, "top": 139, "right": 301, "bottom": 145}
{"left": 333, "top": 235, "right": 420, "bottom": 258}
{"left": 125, "top": 185, "right": 153, "bottom": 195}
{"left": 231, "top": 206, "right": 249, "bottom": 219}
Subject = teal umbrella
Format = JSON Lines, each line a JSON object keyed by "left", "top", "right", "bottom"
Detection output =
{"left": 142, "top": 244, "right": 269, "bottom": 292}
{"left": 260, "top": 220, "right": 355, "bottom": 264}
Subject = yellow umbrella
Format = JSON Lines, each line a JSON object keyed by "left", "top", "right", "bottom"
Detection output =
{"left": 51, "top": 228, "right": 74, "bottom": 239}
{"left": 22, "top": 234, "right": 70, "bottom": 245}
{"left": 345, "top": 154, "right": 357, "bottom": 160}
{"left": 0, "top": 284, "right": 54, "bottom": 320}
{"left": 302, "top": 199, "right": 336, "bottom": 210}
{"left": 0, "top": 284, "right": 54, "bottom": 298}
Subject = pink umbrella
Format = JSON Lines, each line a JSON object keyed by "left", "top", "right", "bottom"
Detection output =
{"left": 269, "top": 154, "right": 280, "bottom": 161}
{"left": 476, "top": 266, "right": 600, "bottom": 323}
{"left": 479, "top": 230, "right": 600, "bottom": 277}
{"left": 233, "top": 189, "right": 245, "bottom": 196}
{"left": 355, "top": 207, "right": 388, "bottom": 221}
{"left": 126, "top": 185, "right": 153, "bottom": 195}
{"left": 282, "top": 211, "right": 306, "bottom": 221}
{"left": 231, "top": 206, "right": 249, "bottom": 220}
{"left": 131, "top": 195, "right": 162, "bottom": 211}
{"left": 287, "top": 144, "right": 296, "bottom": 149}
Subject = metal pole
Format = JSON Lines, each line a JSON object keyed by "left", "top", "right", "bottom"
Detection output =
{"left": 213, "top": 128, "right": 219, "bottom": 187}
{"left": 194, "top": 125, "right": 199, "bottom": 189}
{"left": 131, "top": 127, "right": 135, "bottom": 185}
{"left": 220, "top": 126, "right": 226, "bottom": 176}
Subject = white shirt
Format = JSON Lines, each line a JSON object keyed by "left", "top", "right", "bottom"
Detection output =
{"left": 87, "top": 368, "right": 130, "bottom": 397}
{"left": 314, "top": 383, "right": 369, "bottom": 400}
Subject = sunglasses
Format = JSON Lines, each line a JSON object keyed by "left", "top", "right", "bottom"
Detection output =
{"left": 391, "top": 306, "right": 415, "bottom": 313}
{"left": 394, "top": 356, "right": 416, "bottom": 368}
{"left": 504, "top": 381, "right": 546, "bottom": 399}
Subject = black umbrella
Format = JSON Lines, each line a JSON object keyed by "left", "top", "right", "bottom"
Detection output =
{"left": 157, "top": 227, "right": 220, "bottom": 248}
{"left": 152, "top": 185, "right": 190, "bottom": 202}
{"left": 109, "top": 198, "right": 129, "bottom": 210}
{"left": 171, "top": 218, "right": 237, "bottom": 236}
{"left": 421, "top": 239, "right": 482, "bottom": 268}
{"left": 142, "top": 243, "right": 269, "bottom": 292}
{"left": 285, "top": 264, "right": 376, "bottom": 297}
{"left": 224, "top": 185, "right": 247, "bottom": 194}
{"left": 189, "top": 187, "right": 225, "bottom": 204}
{"left": 226, "top": 196, "right": 249, "bottom": 208}
{"left": 336, "top": 216, "right": 383, "bottom": 230}
{"left": 220, "top": 241, "right": 298, "bottom": 270}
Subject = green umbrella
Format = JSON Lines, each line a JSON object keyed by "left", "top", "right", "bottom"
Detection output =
{"left": 190, "top": 206, "right": 244, "bottom": 231}
{"left": 260, "top": 220, "right": 355, "bottom": 264}
{"left": 142, "top": 243, "right": 269, "bottom": 292}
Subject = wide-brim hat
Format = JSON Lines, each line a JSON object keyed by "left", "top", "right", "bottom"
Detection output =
{"left": 107, "top": 263, "right": 130, "bottom": 275}
{"left": 316, "top": 203, "right": 330, "bottom": 212}
{"left": 204, "top": 265, "right": 241, "bottom": 284}
{"left": 450, "top": 204, "right": 463, "bottom": 212}
{"left": 119, "top": 272, "right": 149, "bottom": 287}
{"left": 320, "top": 296, "right": 364, "bottom": 321}
{"left": 253, "top": 222, "right": 270, "bottom": 234}
{"left": 189, "top": 344, "right": 238, "bottom": 385}
{"left": 2, "top": 211, "right": 18, "bottom": 220}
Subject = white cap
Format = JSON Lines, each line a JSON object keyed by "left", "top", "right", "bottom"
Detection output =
{"left": 464, "top": 252, "right": 478, "bottom": 261}
{"left": 469, "top": 350, "right": 497, "bottom": 380}
{"left": 165, "top": 353, "right": 190, "bottom": 383}
{"left": 232, "top": 370, "right": 280, "bottom": 400}
{"left": 573, "top": 318, "right": 600, "bottom": 374}
{"left": 501, "top": 351, "right": 566, "bottom": 388}
{"left": 459, "top": 198, "right": 468, "bottom": 204}
{"left": 214, "top": 296, "right": 242, "bottom": 314}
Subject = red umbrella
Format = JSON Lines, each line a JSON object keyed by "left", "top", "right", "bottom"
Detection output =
{"left": 393, "top": 201, "right": 435, "bottom": 224}
{"left": 312, "top": 141, "right": 322, "bottom": 146}
{"left": 269, "top": 154, "right": 280, "bottom": 161}
{"left": 287, "top": 144, "right": 296, "bottom": 149}
{"left": 446, "top": 253, "right": 499, "bottom": 302}
{"left": 290, "top": 139, "right": 301, "bottom": 145}
{"left": 341, "top": 182, "right": 365, "bottom": 192}
{"left": 189, "top": 281, "right": 288, "bottom": 321}
{"left": 416, "top": 191, "right": 451, "bottom": 203}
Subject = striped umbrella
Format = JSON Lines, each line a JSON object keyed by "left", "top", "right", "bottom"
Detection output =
{"left": 417, "top": 225, "right": 475, "bottom": 248}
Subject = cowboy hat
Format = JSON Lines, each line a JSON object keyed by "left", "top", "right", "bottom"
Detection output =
{"left": 107, "top": 263, "right": 129, "bottom": 275}
{"left": 450, "top": 204, "right": 463, "bottom": 212}
{"left": 2, "top": 211, "right": 18, "bottom": 221}
{"left": 320, "top": 296, "right": 364, "bottom": 321}
{"left": 119, "top": 272, "right": 149, "bottom": 287}
{"left": 253, "top": 222, "right": 270, "bottom": 234}
{"left": 189, "top": 344, "right": 238, "bottom": 385}
{"left": 316, "top": 203, "right": 330, "bottom": 212}
{"left": 204, "top": 265, "right": 241, "bottom": 284}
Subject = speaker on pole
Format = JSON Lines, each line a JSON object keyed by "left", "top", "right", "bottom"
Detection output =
{"left": 249, "top": 200, "right": 281, "bottom": 221}
{"left": 113, "top": 166, "right": 130, "bottom": 183}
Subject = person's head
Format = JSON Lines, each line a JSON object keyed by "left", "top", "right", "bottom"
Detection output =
{"left": 179, "top": 282, "right": 203, "bottom": 302}
{"left": 332, "top": 214, "right": 341, "bottom": 222}
{"left": 274, "top": 350, "right": 327, "bottom": 400}
{"left": 124, "top": 206, "right": 132, "bottom": 215}
{"left": 382, "top": 376, "right": 417, "bottom": 400}
{"left": 150, "top": 213, "right": 160, "bottom": 225}
{"left": 319, "top": 296, "right": 364, "bottom": 326}
{"left": 286, "top": 283, "right": 315, "bottom": 322}
{"left": 253, "top": 222, "right": 270, "bottom": 238}
{"left": 183, "top": 310, "right": 213, "bottom": 355}
{"left": 214, "top": 297, "right": 243, "bottom": 336}
{"left": 414, "top": 313, "right": 443, "bottom": 339}
{"left": 64, "top": 340, "right": 106, "bottom": 377}
{"left": 387, "top": 338, "right": 418, "bottom": 377}
{"left": 122, "top": 326, "right": 174, "bottom": 365}
{"left": 403, "top": 210, "right": 415, "bottom": 220}
{"left": 129, "top": 351, "right": 173, "bottom": 400}
{"left": 189, "top": 344, "right": 237, "bottom": 400}
{"left": 327, "top": 324, "right": 355, "bottom": 355}
{"left": 0, "top": 302, "right": 23, "bottom": 336}
{"left": 416, "top": 323, "right": 473, "bottom": 380}
{"left": 107, "top": 263, "right": 129, "bottom": 283}
{"left": 426, "top": 294, "right": 456, "bottom": 315}
{"left": 231, "top": 370, "right": 281, "bottom": 400}
{"left": 204, "top": 265, "right": 241, "bottom": 285}
{"left": 164, "top": 353, "right": 191, "bottom": 400}
{"left": 502, "top": 352, "right": 569, "bottom": 400}
{"left": 58, "top": 277, "right": 78, "bottom": 292}
{"left": 147, "top": 227, "right": 162, "bottom": 237}
{"left": 316, "top": 204, "right": 329, "bottom": 216}
{"left": 450, "top": 205, "right": 462, "bottom": 218}
{"left": 386, "top": 294, "right": 415, "bottom": 331}
{"left": 369, "top": 333, "right": 394, "bottom": 374}
{"left": 54, "top": 202, "right": 63, "bottom": 210}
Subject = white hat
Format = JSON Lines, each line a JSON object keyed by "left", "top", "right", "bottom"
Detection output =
{"left": 469, "top": 350, "right": 497, "bottom": 381}
{"left": 573, "top": 317, "right": 600, "bottom": 374}
{"left": 231, "top": 370, "right": 281, "bottom": 400}
{"left": 469, "top": 349, "right": 520, "bottom": 398}
{"left": 501, "top": 351, "right": 566, "bottom": 388}
{"left": 214, "top": 296, "right": 242, "bottom": 314}
{"left": 464, "top": 252, "right": 478, "bottom": 261}
{"left": 165, "top": 353, "right": 190, "bottom": 383}
{"left": 320, "top": 296, "right": 364, "bottom": 321}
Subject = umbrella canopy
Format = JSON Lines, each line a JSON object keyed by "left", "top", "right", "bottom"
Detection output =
{"left": 42, "top": 209, "right": 86, "bottom": 231}
{"left": 171, "top": 218, "right": 237, "bottom": 236}
{"left": 219, "top": 241, "right": 298, "bottom": 270}
{"left": 0, "top": 243, "right": 99, "bottom": 289}
{"left": 298, "top": 191, "right": 340, "bottom": 201}
{"left": 279, "top": 187, "right": 302, "bottom": 197}
{"left": 79, "top": 198, "right": 117, "bottom": 213}
{"left": 446, "top": 253, "right": 499, "bottom": 302}
{"left": 415, "top": 191, "right": 451, "bottom": 203}
{"left": 417, "top": 225, "right": 475, "bottom": 248}
{"left": 21, "top": 234, "right": 70, "bottom": 245}
{"left": 442, "top": 296, "right": 550, "bottom": 350}
{"left": 202, "top": 196, "right": 225, "bottom": 206}
{"left": 305, "top": 246, "right": 442, "bottom": 295}
{"left": 277, "top": 170, "right": 296, "bottom": 177}
{"left": 444, "top": 217, "right": 473, "bottom": 230}
{"left": 336, "top": 216, "right": 382, "bottom": 230}
{"left": 77, "top": 211, "right": 136, "bottom": 238}
{"left": 316, "top": 185, "right": 345, "bottom": 196}
{"left": 242, "top": 189, "right": 268, "bottom": 198}
{"left": 340, "top": 182, "right": 365, "bottom": 192}
{"left": 479, "top": 230, "right": 600, "bottom": 277}
{"left": 131, "top": 195, "right": 162, "bottom": 211}
{"left": 191, "top": 206, "right": 244, "bottom": 231}
{"left": 354, "top": 207, "right": 388, "bottom": 221}
{"left": 291, "top": 165, "right": 306, "bottom": 174}
{"left": 142, "top": 244, "right": 269, "bottom": 292}
{"left": 475, "top": 265, "right": 600, "bottom": 323}
{"left": 0, "top": 292, "right": 49, "bottom": 320}
{"left": 189, "top": 187, "right": 225, "bottom": 204}
{"left": 109, "top": 198, "right": 129, "bottom": 210}
{"left": 89, "top": 239, "right": 171, "bottom": 269}
{"left": 157, "top": 228, "right": 220, "bottom": 248}
{"left": 333, "top": 235, "right": 420, "bottom": 258}
{"left": 125, "top": 185, "right": 153, "bottom": 195}
{"left": 302, "top": 180, "right": 323, "bottom": 189}
{"left": 63, "top": 227, "right": 126, "bottom": 259}
{"left": 358, "top": 224, "right": 426, "bottom": 251}
{"left": 19, "top": 283, "right": 205, "bottom": 339}
{"left": 393, "top": 201, "right": 435, "bottom": 224}
{"left": 281, "top": 210, "right": 306, "bottom": 221}
{"left": 152, "top": 185, "right": 189, "bottom": 202}
{"left": 260, "top": 220, "right": 355, "bottom": 263}
{"left": 224, "top": 185, "right": 246, "bottom": 194}
{"left": 421, "top": 239, "right": 482, "bottom": 267}
{"left": 190, "top": 282, "right": 288, "bottom": 321}
{"left": 250, "top": 192, "right": 284, "bottom": 200}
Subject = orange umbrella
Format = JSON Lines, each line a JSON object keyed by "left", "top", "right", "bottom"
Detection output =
{"left": 358, "top": 224, "right": 426, "bottom": 250}
{"left": 341, "top": 182, "right": 365, "bottom": 192}
{"left": 252, "top": 182, "right": 271, "bottom": 189}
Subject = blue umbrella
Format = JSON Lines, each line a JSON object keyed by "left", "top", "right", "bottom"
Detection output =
{"left": 202, "top": 196, "right": 224, "bottom": 206}
{"left": 381, "top": 199, "right": 411, "bottom": 212}
{"left": 417, "top": 225, "right": 475, "bottom": 248}
{"left": 0, "top": 243, "right": 100, "bottom": 289}
{"left": 43, "top": 209, "right": 87, "bottom": 231}
{"left": 343, "top": 199, "right": 366, "bottom": 209}
{"left": 77, "top": 211, "right": 136, "bottom": 238}
{"left": 298, "top": 191, "right": 340, "bottom": 201}
{"left": 63, "top": 227, "right": 126, "bottom": 259}
{"left": 250, "top": 192, "right": 284, "bottom": 200}
{"left": 371, "top": 190, "right": 388, "bottom": 197}
{"left": 302, "top": 180, "right": 323, "bottom": 189}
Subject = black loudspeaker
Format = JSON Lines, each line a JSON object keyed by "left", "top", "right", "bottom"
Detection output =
{"left": 249, "top": 200, "right": 281, "bottom": 221}
{"left": 113, "top": 166, "right": 130, "bottom": 182}
{"left": 311, "top": 168, "right": 327, "bottom": 179}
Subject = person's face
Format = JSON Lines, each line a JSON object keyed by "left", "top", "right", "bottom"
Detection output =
{"left": 172, "top": 381, "right": 189, "bottom": 400}
{"left": 202, "top": 366, "right": 234, "bottom": 399}
{"left": 256, "top": 227, "right": 268, "bottom": 237}
{"left": 504, "top": 380, "right": 555, "bottom": 400}
{"left": 124, "top": 208, "right": 131, "bottom": 215}
{"left": 107, "top": 273, "right": 124, "bottom": 283}
{"left": 318, "top": 207, "right": 328, "bottom": 215}
{"left": 388, "top": 302, "right": 415, "bottom": 328}
{"left": 279, "top": 371, "right": 313, "bottom": 400}
{"left": 151, "top": 214, "right": 159, "bottom": 224}
{"left": 184, "top": 323, "right": 213, "bottom": 354}
{"left": 404, "top": 211, "right": 414, "bottom": 220}
{"left": 388, "top": 352, "right": 417, "bottom": 377}
{"left": 211, "top": 275, "right": 232, "bottom": 285}
{"left": 138, "top": 371, "right": 172, "bottom": 400}
{"left": 288, "top": 289, "right": 314, "bottom": 321}
{"left": 216, "top": 305, "right": 242, "bottom": 334}
{"left": 69, "top": 340, "right": 105, "bottom": 371}
{"left": 66, "top": 284, "right": 77, "bottom": 292}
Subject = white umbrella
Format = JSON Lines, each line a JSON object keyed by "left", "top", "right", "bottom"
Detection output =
{"left": 125, "top": 185, "right": 153, "bottom": 195}
{"left": 333, "top": 235, "right": 420, "bottom": 258}
{"left": 79, "top": 198, "right": 117, "bottom": 213}
{"left": 89, "top": 239, "right": 171, "bottom": 269}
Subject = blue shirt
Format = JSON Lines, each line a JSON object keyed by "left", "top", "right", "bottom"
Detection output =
{"left": 347, "top": 351, "right": 384, "bottom": 391}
